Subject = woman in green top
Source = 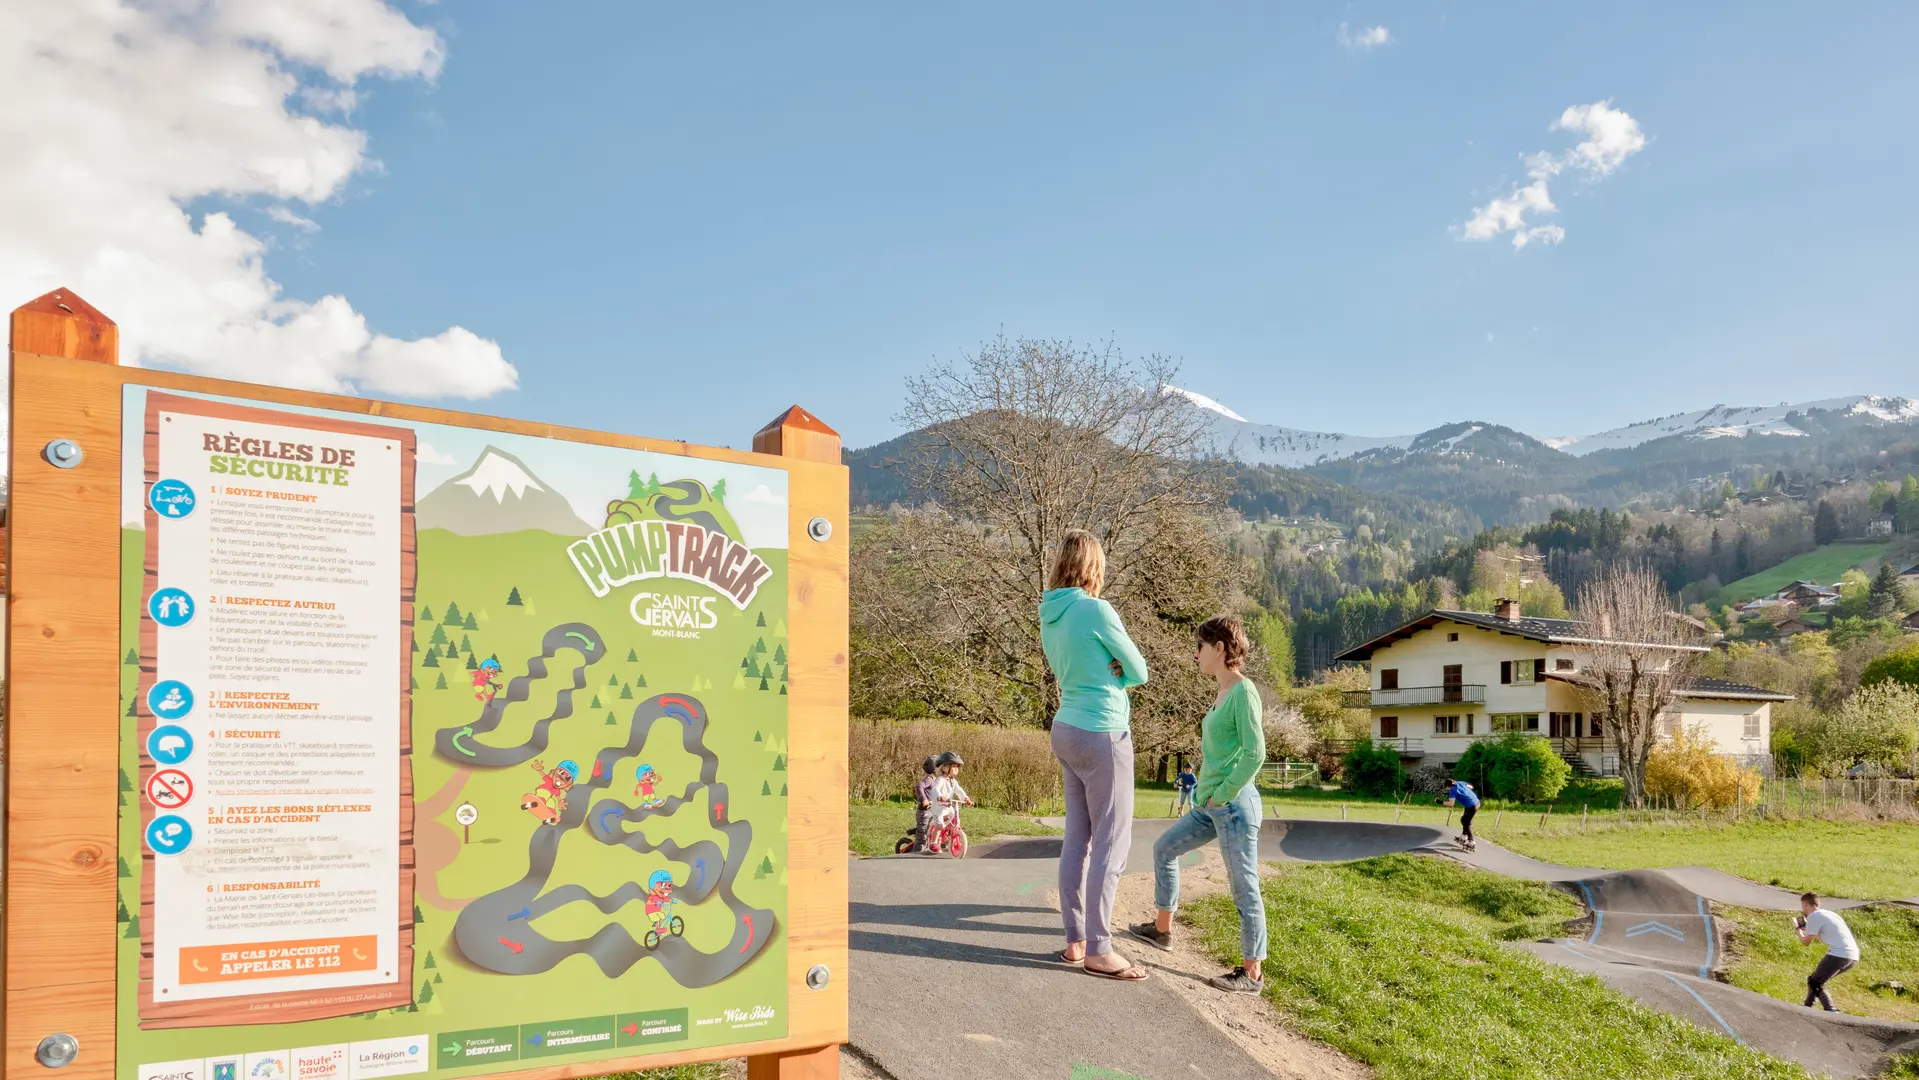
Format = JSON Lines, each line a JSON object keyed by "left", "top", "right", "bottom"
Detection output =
{"left": 1126, "top": 615, "right": 1267, "bottom": 995}
{"left": 1041, "top": 530, "right": 1151, "bottom": 980}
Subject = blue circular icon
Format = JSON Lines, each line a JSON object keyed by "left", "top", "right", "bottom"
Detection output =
{"left": 148, "top": 724, "right": 195, "bottom": 765}
{"left": 146, "top": 814, "right": 193, "bottom": 856}
{"left": 148, "top": 587, "right": 196, "bottom": 628}
{"left": 148, "top": 680, "right": 195, "bottom": 721}
{"left": 148, "top": 479, "right": 197, "bottom": 519}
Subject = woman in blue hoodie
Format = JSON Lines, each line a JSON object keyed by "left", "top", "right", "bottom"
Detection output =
{"left": 1041, "top": 529, "right": 1150, "bottom": 980}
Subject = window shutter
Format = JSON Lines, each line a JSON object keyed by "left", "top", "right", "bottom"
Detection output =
{"left": 1534, "top": 658, "right": 1547, "bottom": 682}
{"left": 1500, "top": 661, "right": 1512, "bottom": 684}
{"left": 1380, "top": 716, "right": 1399, "bottom": 738}
{"left": 1380, "top": 668, "right": 1399, "bottom": 691}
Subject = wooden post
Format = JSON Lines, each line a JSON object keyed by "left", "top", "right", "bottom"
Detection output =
{"left": 746, "top": 406, "right": 845, "bottom": 1080}
{"left": 5, "top": 288, "right": 120, "bottom": 1079}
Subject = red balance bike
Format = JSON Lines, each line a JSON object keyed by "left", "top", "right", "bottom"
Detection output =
{"left": 924, "top": 801, "right": 969, "bottom": 858}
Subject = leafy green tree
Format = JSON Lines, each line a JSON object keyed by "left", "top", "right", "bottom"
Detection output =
{"left": 1814, "top": 500, "right": 1841, "bottom": 545}
{"left": 1339, "top": 739, "right": 1405, "bottom": 796}
{"left": 1861, "top": 643, "right": 1919, "bottom": 691}
{"left": 507, "top": 586, "right": 524, "bottom": 606}
{"left": 1253, "top": 611, "right": 1295, "bottom": 688}
{"left": 1900, "top": 474, "right": 1919, "bottom": 534}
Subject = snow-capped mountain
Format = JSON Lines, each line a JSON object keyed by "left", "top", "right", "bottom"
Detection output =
{"left": 1170, "top": 388, "right": 1919, "bottom": 467}
{"left": 417, "top": 446, "right": 594, "bottom": 536}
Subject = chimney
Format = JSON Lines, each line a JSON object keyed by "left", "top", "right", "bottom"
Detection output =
{"left": 1494, "top": 596, "right": 1522, "bottom": 623}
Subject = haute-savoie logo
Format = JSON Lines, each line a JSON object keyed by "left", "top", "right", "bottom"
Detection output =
{"left": 566, "top": 479, "right": 771, "bottom": 614}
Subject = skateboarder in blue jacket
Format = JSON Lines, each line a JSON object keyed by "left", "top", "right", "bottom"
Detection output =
{"left": 1437, "top": 778, "right": 1479, "bottom": 850}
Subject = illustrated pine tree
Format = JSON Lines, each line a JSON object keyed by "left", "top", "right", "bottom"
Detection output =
{"left": 507, "top": 586, "right": 524, "bottom": 606}
{"left": 433, "top": 973, "right": 444, "bottom": 985}
{"left": 712, "top": 478, "right": 727, "bottom": 502}
{"left": 627, "top": 469, "right": 646, "bottom": 499}
{"left": 418, "top": 981, "right": 434, "bottom": 1005}
{"left": 754, "top": 636, "right": 767, "bottom": 654}
{"left": 755, "top": 855, "right": 774, "bottom": 879}
{"left": 423, "top": 651, "right": 440, "bottom": 669}
{"left": 411, "top": 634, "right": 419, "bottom": 654}
{"left": 747, "top": 659, "right": 760, "bottom": 679}
{"left": 411, "top": 676, "right": 419, "bottom": 690}
{"left": 420, "top": 603, "right": 435, "bottom": 622}
{"left": 627, "top": 648, "right": 639, "bottom": 662}
{"left": 464, "top": 612, "right": 479, "bottom": 630}
{"left": 414, "top": 902, "right": 424, "bottom": 924}
{"left": 756, "top": 612, "right": 767, "bottom": 628}
{"left": 435, "top": 673, "right": 449, "bottom": 690}
{"left": 465, "top": 654, "right": 479, "bottom": 671}
{"left": 761, "top": 780, "right": 772, "bottom": 796}
{"left": 619, "top": 684, "right": 634, "bottom": 700}
{"left": 773, "top": 754, "right": 786, "bottom": 772}
{"left": 444, "top": 602, "right": 463, "bottom": 624}
{"left": 753, "top": 731, "right": 763, "bottom": 743}
{"left": 124, "top": 648, "right": 139, "bottom": 665}
{"left": 591, "top": 694, "right": 603, "bottom": 708}
{"left": 779, "top": 685, "right": 787, "bottom": 696}
{"left": 424, "top": 951, "right": 437, "bottom": 969}
{"left": 126, "top": 697, "right": 138, "bottom": 718}
{"left": 118, "top": 855, "right": 132, "bottom": 878}
{"left": 758, "top": 676, "right": 769, "bottom": 691}
{"left": 606, "top": 713, "right": 617, "bottom": 725}
{"left": 780, "top": 784, "right": 787, "bottom": 796}
{"left": 731, "top": 671, "right": 746, "bottom": 690}
{"left": 636, "top": 674, "right": 647, "bottom": 688}
{"left": 124, "top": 915, "right": 140, "bottom": 939}
{"left": 120, "top": 767, "right": 134, "bottom": 793}
{"left": 430, "top": 624, "right": 449, "bottom": 646}
{"left": 117, "top": 897, "right": 130, "bottom": 922}
{"left": 773, "top": 644, "right": 786, "bottom": 664}
{"left": 774, "top": 618, "right": 787, "bottom": 638}
{"left": 609, "top": 673, "right": 621, "bottom": 686}
{"left": 445, "top": 643, "right": 459, "bottom": 657}
{"left": 460, "top": 634, "right": 473, "bottom": 652}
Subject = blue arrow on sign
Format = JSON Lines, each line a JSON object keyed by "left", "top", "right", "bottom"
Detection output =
{"left": 694, "top": 858, "right": 706, "bottom": 889}
{"left": 526, "top": 1034, "right": 544, "bottom": 1047}
{"left": 507, "top": 907, "right": 531, "bottom": 921}
{"left": 1625, "top": 921, "right": 1686, "bottom": 942}
{"left": 598, "top": 805, "right": 623, "bottom": 833}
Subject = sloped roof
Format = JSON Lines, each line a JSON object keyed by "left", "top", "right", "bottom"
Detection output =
{"left": 1332, "top": 608, "right": 1707, "bottom": 664}
{"left": 1545, "top": 672, "right": 1795, "bottom": 702}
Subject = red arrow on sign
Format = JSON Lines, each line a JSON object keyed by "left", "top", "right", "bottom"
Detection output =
{"left": 147, "top": 768, "right": 194, "bottom": 810}
{"left": 621, "top": 1023, "right": 638, "bottom": 1036}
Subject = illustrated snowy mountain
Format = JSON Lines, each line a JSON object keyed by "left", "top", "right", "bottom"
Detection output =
{"left": 417, "top": 446, "right": 595, "bottom": 536}
{"left": 1169, "top": 388, "right": 1919, "bottom": 468}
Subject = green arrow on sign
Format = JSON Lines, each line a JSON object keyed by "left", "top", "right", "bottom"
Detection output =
{"left": 565, "top": 631, "right": 595, "bottom": 651}
{"left": 441, "top": 1043, "right": 460, "bottom": 1057}
{"left": 451, "top": 727, "right": 478, "bottom": 757}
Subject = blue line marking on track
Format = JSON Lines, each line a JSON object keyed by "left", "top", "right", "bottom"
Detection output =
{"left": 1578, "top": 881, "right": 1602, "bottom": 942}
{"left": 1697, "top": 894, "right": 1715, "bottom": 979}
{"left": 1655, "top": 972, "right": 1744, "bottom": 1045}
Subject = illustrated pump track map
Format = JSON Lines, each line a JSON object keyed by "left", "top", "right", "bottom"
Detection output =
{"left": 113, "top": 385, "right": 793, "bottom": 1080}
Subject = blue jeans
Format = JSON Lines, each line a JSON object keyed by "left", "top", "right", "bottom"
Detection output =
{"left": 1153, "top": 784, "right": 1267, "bottom": 962}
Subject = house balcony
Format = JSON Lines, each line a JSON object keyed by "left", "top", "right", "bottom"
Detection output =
{"left": 1325, "top": 737, "right": 1425, "bottom": 756}
{"left": 1342, "top": 684, "right": 1488, "bottom": 708}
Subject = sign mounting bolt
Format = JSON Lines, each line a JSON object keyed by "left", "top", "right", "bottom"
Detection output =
{"left": 44, "top": 439, "right": 83, "bottom": 469}
{"left": 36, "top": 1034, "right": 79, "bottom": 1069}
{"left": 807, "top": 516, "right": 832, "bottom": 543}
{"left": 806, "top": 964, "right": 830, "bottom": 990}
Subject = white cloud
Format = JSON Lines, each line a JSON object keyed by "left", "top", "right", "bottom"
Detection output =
{"left": 744, "top": 483, "right": 780, "bottom": 504}
{"left": 0, "top": 0, "right": 515, "bottom": 399}
{"left": 415, "top": 441, "right": 459, "bottom": 466}
{"left": 1338, "top": 22, "right": 1392, "bottom": 50}
{"left": 1457, "top": 100, "right": 1646, "bottom": 249}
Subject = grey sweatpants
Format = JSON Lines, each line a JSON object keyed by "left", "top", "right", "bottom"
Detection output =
{"left": 1052, "top": 723, "right": 1135, "bottom": 956}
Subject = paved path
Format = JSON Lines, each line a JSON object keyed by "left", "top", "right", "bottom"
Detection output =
{"left": 849, "top": 817, "right": 1919, "bottom": 1080}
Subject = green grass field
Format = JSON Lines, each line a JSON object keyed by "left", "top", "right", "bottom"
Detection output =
{"left": 1720, "top": 904, "right": 1919, "bottom": 1022}
{"left": 1714, "top": 540, "right": 1892, "bottom": 605}
{"left": 848, "top": 800, "right": 1060, "bottom": 856}
{"left": 1500, "top": 820, "right": 1918, "bottom": 901}
{"left": 1185, "top": 856, "right": 1816, "bottom": 1080}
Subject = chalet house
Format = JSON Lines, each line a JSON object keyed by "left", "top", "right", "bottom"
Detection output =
{"left": 1777, "top": 580, "right": 1839, "bottom": 607}
{"left": 1868, "top": 515, "right": 1896, "bottom": 538}
{"left": 1333, "top": 598, "right": 1790, "bottom": 777}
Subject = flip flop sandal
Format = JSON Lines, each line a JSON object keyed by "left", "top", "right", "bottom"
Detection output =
{"left": 1057, "top": 950, "right": 1085, "bottom": 966}
{"left": 1084, "top": 963, "right": 1149, "bottom": 981}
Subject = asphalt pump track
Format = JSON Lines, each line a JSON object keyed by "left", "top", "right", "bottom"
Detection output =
{"left": 434, "top": 622, "right": 777, "bottom": 988}
{"left": 984, "top": 816, "right": 1919, "bottom": 1078}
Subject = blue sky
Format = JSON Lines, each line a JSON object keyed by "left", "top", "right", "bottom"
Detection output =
{"left": 15, "top": 2, "right": 1919, "bottom": 451}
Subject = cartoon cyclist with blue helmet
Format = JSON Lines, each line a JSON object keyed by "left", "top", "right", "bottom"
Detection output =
{"left": 633, "top": 763, "right": 665, "bottom": 809}
{"left": 520, "top": 758, "right": 580, "bottom": 826}
{"left": 643, "top": 869, "right": 684, "bottom": 947}
{"left": 472, "top": 655, "right": 504, "bottom": 703}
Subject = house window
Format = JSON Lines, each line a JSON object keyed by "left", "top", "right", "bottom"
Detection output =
{"left": 1525, "top": 713, "right": 1540, "bottom": 731}
{"left": 1447, "top": 632, "right": 1459, "bottom": 642}
{"left": 1443, "top": 664, "right": 1463, "bottom": 702}
{"left": 1555, "top": 658, "right": 1575, "bottom": 671}
{"left": 1511, "top": 660, "right": 1537, "bottom": 685}
{"left": 1492, "top": 713, "right": 1542, "bottom": 733}
{"left": 1380, "top": 668, "right": 1399, "bottom": 691}
{"left": 1380, "top": 716, "right": 1399, "bottom": 739}
{"left": 1744, "top": 713, "right": 1762, "bottom": 740}
{"left": 1434, "top": 715, "right": 1460, "bottom": 734}
{"left": 1500, "top": 661, "right": 1511, "bottom": 684}
{"left": 1466, "top": 713, "right": 1475, "bottom": 735}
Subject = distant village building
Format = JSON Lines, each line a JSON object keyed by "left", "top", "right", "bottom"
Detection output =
{"left": 1867, "top": 514, "right": 1896, "bottom": 537}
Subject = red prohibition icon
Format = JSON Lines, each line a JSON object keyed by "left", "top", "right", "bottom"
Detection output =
{"left": 147, "top": 768, "right": 194, "bottom": 810}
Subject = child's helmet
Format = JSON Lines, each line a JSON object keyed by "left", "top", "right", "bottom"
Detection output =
{"left": 921, "top": 754, "right": 939, "bottom": 774}
{"left": 647, "top": 870, "right": 673, "bottom": 889}
{"left": 637, "top": 763, "right": 655, "bottom": 777}
{"left": 480, "top": 657, "right": 501, "bottom": 672}
{"left": 936, "top": 751, "right": 964, "bottom": 767}
{"left": 556, "top": 760, "right": 579, "bottom": 779}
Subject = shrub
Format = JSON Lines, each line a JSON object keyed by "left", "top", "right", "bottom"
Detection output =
{"left": 849, "top": 718, "right": 1060, "bottom": 812}
{"left": 1453, "top": 734, "right": 1570, "bottom": 802}
{"left": 1407, "top": 761, "right": 1454, "bottom": 796}
{"left": 1645, "top": 727, "right": 1763, "bottom": 808}
{"left": 1340, "top": 738, "right": 1406, "bottom": 796}
{"left": 1861, "top": 643, "right": 1919, "bottom": 692}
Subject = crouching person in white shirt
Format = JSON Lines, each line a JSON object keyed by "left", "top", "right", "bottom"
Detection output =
{"left": 1795, "top": 892, "right": 1861, "bottom": 1012}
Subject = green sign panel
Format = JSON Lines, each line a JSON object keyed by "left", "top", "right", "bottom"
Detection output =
{"left": 114, "top": 386, "right": 791, "bottom": 1079}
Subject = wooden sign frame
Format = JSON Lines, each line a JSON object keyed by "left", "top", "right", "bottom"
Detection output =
{"left": 4, "top": 291, "right": 849, "bottom": 1080}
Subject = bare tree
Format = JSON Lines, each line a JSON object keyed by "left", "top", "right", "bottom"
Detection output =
{"left": 1573, "top": 566, "right": 1706, "bottom": 808}
{"left": 853, "top": 335, "right": 1235, "bottom": 730}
